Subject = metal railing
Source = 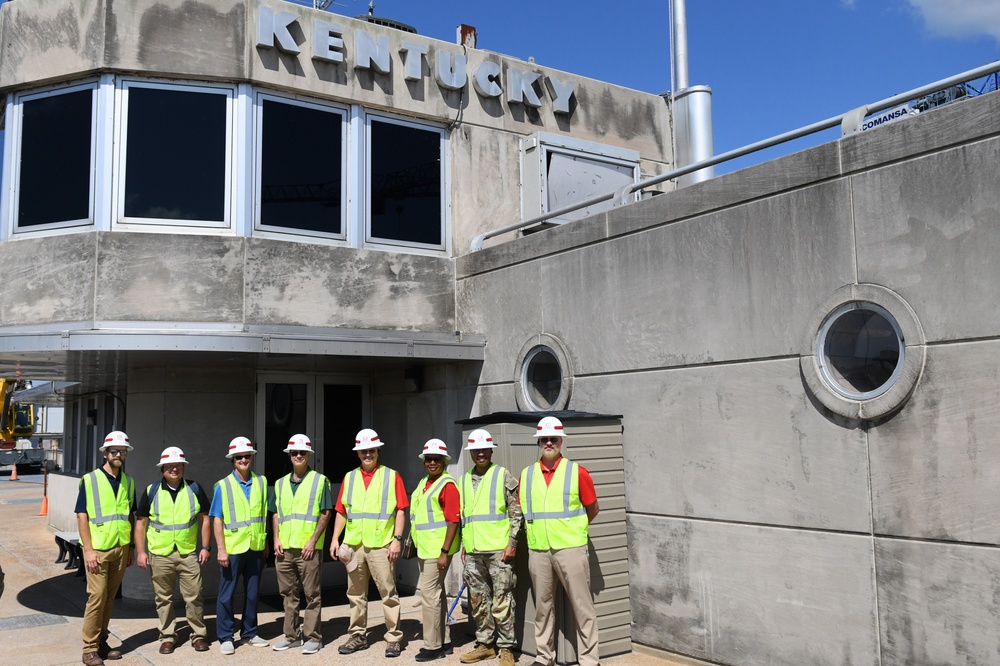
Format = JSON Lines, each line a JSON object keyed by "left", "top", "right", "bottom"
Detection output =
{"left": 470, "top": 60, "right": 1000, "bottom": 252}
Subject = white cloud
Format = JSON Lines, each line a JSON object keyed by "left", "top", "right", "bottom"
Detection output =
{"left": 907, "top": 0, "right": 1000, "bottom": 42}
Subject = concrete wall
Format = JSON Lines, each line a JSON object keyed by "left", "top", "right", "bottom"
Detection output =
{"left": 456, "top": 90, "right": 1000, "bottom": 664}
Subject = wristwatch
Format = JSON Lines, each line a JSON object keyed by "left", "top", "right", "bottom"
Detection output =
{"left": 393, "top": 535, "right": 403, "bottom": 542}
{"left": 200, "top": 546, "right": 211, "bottom": 552}
{"left": 440, "top": 548, "right": 449, "bottom": 554}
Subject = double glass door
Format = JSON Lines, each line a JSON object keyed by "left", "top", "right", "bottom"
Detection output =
{"left": 256, "top": 374, "right": 370, "bottom": 485}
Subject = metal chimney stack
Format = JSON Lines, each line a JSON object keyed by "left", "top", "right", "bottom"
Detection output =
{"left": 670, "top": 0, "right": 714, "bottom": 186}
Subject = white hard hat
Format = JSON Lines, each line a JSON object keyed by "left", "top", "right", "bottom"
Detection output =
{"left": 226, "top": 436, "right": 256, "bottom": 459}
{"left": 157, "top": 446, "right": 187, "bottom": 467}
{"left": 465, "top": 428, "right": 496, "bottom": 450}
{"left": 284, "top": 433, "right": 313, "bottom": 454}
{"left": 534, "top": 416, "right": 566, "bottom": 438}
{"left": 353, "top": 428, "right": 383, "bottom": 451}
{"left": 101, "top": 430, "right": 133, "bottom": 451}
{"left": 419, "top": 438, "right": 451, "bottom": 461}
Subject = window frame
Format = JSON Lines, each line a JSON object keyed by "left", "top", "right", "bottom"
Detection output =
{"left": 363, "top": 113, "right": 449, "bottom": 254}
{"left": 816, "top": 301, "right": 905, "bottom": 401}
{"left": 113, "top": 78, "right": 237, "bottom": 231}
{"left": 8, "top": 81, "right": 100, "bottom": 235}
{"left": 252, "top": 91, "right": 350, "bottom": 243}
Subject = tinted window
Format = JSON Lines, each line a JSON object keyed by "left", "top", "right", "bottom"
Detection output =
{"left": 19, "top": 89, "right": 93, "bottom": 227}
{"left": 260, "top": 100, "right": 344, "bottom": 235}
{"left": 124, "top": 87, "right": 227, "bottom": 221}
{"left": 370, "top": 120, "right": 442, "bottom": 246}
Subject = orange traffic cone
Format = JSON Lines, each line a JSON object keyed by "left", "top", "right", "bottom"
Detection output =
{"left": 38, "top": 495, "right": 48, "bottom": 516}
{"left": 9, "top": 465, "right": 18, "bottom": 481}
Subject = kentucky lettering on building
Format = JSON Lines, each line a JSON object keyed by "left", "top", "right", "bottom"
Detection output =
{"left": 256, "top": 7, "right": 578, "bottom": 115}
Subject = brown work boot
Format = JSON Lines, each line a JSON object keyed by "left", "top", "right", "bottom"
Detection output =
{"left": 460, "top": 642, "right": 497, "bottom": 663}
{"left": 498, "top": 647, "right": 516, "bottom": 666}
{"left": 98, "top": 641, "right": 122, "bottom": 660}
{"left": 82, "top": 653, "right": 104, "bottom": 666}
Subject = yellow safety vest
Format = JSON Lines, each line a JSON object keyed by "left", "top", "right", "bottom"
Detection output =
{"left": 217, "top": 472, "right": 267, "bottom": 554}
{"left": 276, "top": 469, "right": 328, "bottom": 549}
{"left": 83, "top": 470, "right": 134, "bottom": 551}
{"left": 146, "top": 480, "right": 200, "bottom": 556}
{"left": 461, "top": 464, "right": 511, "bottom": 553}
{"left": 520, "top": 459, "right": 588, "bottom": 550}
{"left": 342, "top": 466, "right": 398, "bottom": 548}
{"left": 410, "top": 473, "right": 461, "bottom": 560}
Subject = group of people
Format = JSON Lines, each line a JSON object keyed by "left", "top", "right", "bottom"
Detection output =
{"left": 75, "top": 415, "right": 601, "bottom": 666}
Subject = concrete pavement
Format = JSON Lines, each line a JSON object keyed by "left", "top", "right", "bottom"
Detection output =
{"left": 0, "top": 472, "right": 697, "bottom": 666}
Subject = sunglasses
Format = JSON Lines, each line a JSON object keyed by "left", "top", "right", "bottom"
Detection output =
{"left": 538, "top": 437, "right": 561, "bottom": 444}
{"left": 423, "top": 456, "right": 444, "bottom": 463}
{"left": 289, "top": 451, "right": 308, "bottom": 458}
{"left": 106, "top": 449, "right": 128, "bottom": 457}
{"left": 233, "top": 454, "right": 253, "bottom": 461}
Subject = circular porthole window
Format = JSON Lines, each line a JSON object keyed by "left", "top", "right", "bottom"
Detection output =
{"left": 817, "top": 302, "right": 903, "bottom": 400}
{"left": 522, "top": 346, "right": 563, "bottom": 410}
{"left": 515, "top": 334, "right": 573, "bottom": 412}
{"left": 800, "top": 284, "right": 925, "bottom": 420}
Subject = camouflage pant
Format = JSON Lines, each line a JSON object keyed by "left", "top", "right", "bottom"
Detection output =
{"left": 462, "top": 552, "right": 516, "bottom": 648}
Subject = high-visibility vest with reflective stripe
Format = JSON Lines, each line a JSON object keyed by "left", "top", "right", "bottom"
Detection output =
{"left": 410, "top": 473, "right": 461, "bottom": 560}
{"left": 461, "top": 464, "right": 510, "bottom": 553}
{"left": 520, "top": 459, "right": 588, "bottom": 550}
{"left": 146, "top": 480, "right": 200, "bottom": 556}
{"left": 342, "top": 466, "right": 398, "bottom": 548}
{"left": 217, "top": 472, "right": 267, "bottom": 554}
{"left": 276, "top": 469, "right": 328, "bottom": 549}
{"left": 84, "top": 470, "right": 134, "bottom": 551}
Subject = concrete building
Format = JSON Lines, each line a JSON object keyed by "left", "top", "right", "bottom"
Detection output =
{"left": 4, "top": 0, "right": 998, "bottom": 664}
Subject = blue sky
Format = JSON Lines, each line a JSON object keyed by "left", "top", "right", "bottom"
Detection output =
{"left": 320, "top": 0, "right": 1000, "bottom": 173}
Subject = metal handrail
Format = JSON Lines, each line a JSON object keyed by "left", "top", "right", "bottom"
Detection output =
{"left": 470, "top": 59, "right": 1000, "bottom": 252}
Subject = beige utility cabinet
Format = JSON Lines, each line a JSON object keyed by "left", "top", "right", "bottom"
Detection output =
{"left": 457, "top": 412, "right": 630, "bottom": 663}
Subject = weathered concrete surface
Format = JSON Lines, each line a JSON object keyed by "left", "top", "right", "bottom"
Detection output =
{"left": 869, "top": 343, "right": 1000, "bottom": 544}
{"left": 246, "top": 238, "right": 455, "bottom": 331}
{"left": 875, "top": 538, "right": 1000, "bottom": 666}
{"left": 629, "top": 515, "right": 879, "bottom": 666}
{"left": 574, "top": 361, "right": 870, "bottom": 532}
{"left": 0, "top": 233, "right": 98, "bottom": 326}
{"left": 853, "top": 135, "right": 1000, "bottom": 344}
{"left": 456, "top": 81, "right": 1000, "bottom": 664}
{"left": 96, "top": 233, "right": 245, "bottom": 322}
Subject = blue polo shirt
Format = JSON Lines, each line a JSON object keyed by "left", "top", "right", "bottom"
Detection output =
{"left": 209, "top": 470, "right": 264, "bottom": 518}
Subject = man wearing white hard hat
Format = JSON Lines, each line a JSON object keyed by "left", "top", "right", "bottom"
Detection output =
{"left": 270, "top": 434, "right": 332, "bottom": 655}
{"left": 520, "top": 416, "right": 601, "bottom": 666}
{"left": 410, "top": 438, "right": 461, "bottom": 663}
{"left": 328, "top": 428, "right": 409, "bottom": 658}
{"left": 134, "top": 446, "right": 212, "bottom": 655}
{"left": 75, "top": 430, "right": 136, "bottom": 666}
{"left": 208, "top": 437, "right": 270, "bottom": 655}
{"left": 458, "top": 429, "right": 522, "bottom": 666}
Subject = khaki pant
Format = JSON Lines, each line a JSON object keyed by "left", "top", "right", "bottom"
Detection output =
{"left": 528, "top": 546, "right": 600, "bottom": 666}
{"left": 417, "top": 557, "right": 451, "bottom": 650}
{"left": 346, "top": 545, "right": 402, "bottom": 643}
{"left": 275, "top": 548, "right": 323, "bottom": 642}
{"left": 82, "top": 545, "right": 129, "bottom": 652}
{"left": 149, "top": 550, "right": 207, "bottom": 643}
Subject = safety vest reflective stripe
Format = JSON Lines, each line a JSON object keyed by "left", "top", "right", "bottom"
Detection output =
{"left": 85, "top": 471, "right": 133, "bottom": 551}
{"left": 149, "top": 483, "right": 197, "bottom": 531}
{"left": 461, "top": 465, "right": 505, "bottom": 525}
{"left": 221, "top": 475, "right": 266, "bottom": 530}
{"left": 411, "top": 475, "right": 454, "bottom": 530}
{"left": 521, "top": 459, "right": 589, "bottom": 550}
{"left": 345, "top": 468, "right": 394, "bottom": 521}
{"left": 276, "top": 472, "right": 322, "bottom": 525}
{"left": 523, "top": 462, "right": 586, "bottom": 521}
{"left": 343, "top": 466, "right": 397, "bottom": 548}
{"left": 87, "top": 472, "right": 131, "bottom": 525}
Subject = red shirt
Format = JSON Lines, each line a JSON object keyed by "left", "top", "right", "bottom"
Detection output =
{"left": 335, "top": 464, "right": 410, "bottom": 515}
{"left": 420, "top": 477, "right": 461, "bottom": 523}
{"left": 539, "top": 456, "right": 597, "bottom": 506}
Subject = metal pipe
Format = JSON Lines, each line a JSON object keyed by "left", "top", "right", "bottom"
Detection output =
{"left": 469, "top": 59, "right": 1000, "bottom": 252}
{"left": 671, "top": 0, "right": 689, "bottom": 92}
